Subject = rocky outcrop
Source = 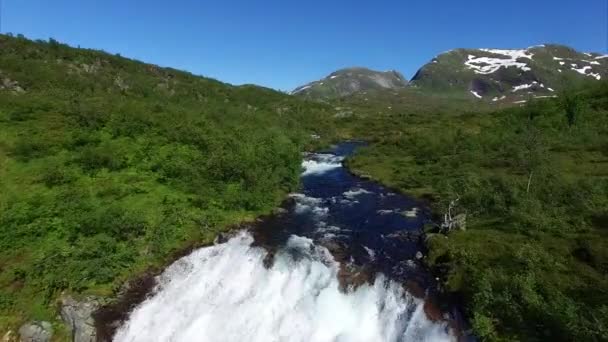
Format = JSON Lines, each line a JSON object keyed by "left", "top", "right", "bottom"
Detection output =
{"left": 60, "top": 295, "right": 100, "bottom": 342}
{"left": 17, "top": 321, "right": 52, "bottom": 342}
{"left": 113, "top": 76, "right": 129, "bottom": 92}
{"left": 0, "top": 77, "right": 25, "bottom": 93}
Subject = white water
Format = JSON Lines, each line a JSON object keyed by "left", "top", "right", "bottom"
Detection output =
{"left": 115, "top": 232, "right": 454, "bottom": 342}
{"left": 301, "top": 153, "right": 344, "bottom": 176}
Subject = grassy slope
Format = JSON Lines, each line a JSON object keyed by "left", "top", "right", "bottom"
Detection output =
{"left": 0, "top": 35, "right": 335, "bottom": 333}
{"left": 331, "top": 85, "right": 608, "bottom": 341}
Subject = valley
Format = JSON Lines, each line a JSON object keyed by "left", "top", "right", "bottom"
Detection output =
{"left": 0, "top": 33, "right": 607, "bottom": 342}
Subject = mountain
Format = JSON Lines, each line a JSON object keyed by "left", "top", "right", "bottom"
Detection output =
{"left": 291, "top": 67, "right": 408, "bottom": 99}
{"left": 410, "top": 44, "right": 608, "bottom": 101}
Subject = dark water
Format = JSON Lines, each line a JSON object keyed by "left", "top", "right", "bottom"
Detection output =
{"left": 111, "top": 142, "right": 461, "bottom": 341}
{"left": 252, "top": 141, "right": 435, "bottom": 290}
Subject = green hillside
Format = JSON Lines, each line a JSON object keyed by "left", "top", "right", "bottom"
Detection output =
{"left": 411, "top": 45, "right": 608, "bottom": 102}
{"left": 0, "top": 34, "right": 334, "bottom": 332}
{"left": 334, "top": 82, "right": 608, "bottom": 341}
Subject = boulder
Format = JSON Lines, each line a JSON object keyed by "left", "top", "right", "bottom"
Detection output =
{"left": 18, "top": 322, "right": 52, "bottom": 342}
{"left": 60, "top": 295, "right": 100, "bottom": 342}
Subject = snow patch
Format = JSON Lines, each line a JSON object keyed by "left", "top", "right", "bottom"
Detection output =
{"left": 465, "top": 49, "right": 533, "bottom": 75}
{"left": 571, "top": 65, "right": 602, "bottom": 80}
{"left": 292, "top": 85, "right": 312, "bottom": 94}
{"left": 512, "top": 82, "right": 537, "bottom": 92}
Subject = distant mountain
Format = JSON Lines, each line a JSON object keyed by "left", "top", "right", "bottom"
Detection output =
{"left": 291, "top": 67, "right": 408, "bottom": 100}
{"left": 410, "top": 44, "right": 608, "bottom": 102}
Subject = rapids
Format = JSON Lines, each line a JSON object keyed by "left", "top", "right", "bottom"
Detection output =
{"left": 114, "top": 142, "right": 456, "bottom": 342}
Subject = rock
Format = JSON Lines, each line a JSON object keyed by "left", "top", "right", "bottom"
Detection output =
{"left": 272, "top": 207, "right": 288, "bottom": 216}
{"left": 18, "top": 321, "right": 52, "bottom": 342}
{"left": 0, "top": 77, "right": 25, "bottom": 93}
{"left": 2, "top": 330, "right": 17, "bottom": 342}
{"left": 114, "top": 76, "right": 129, "bottom": 91}
{"left": 60, "top": 295, "right": 100, "bottom": 342}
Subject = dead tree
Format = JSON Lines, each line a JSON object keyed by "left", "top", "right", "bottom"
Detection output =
{"left": 439, "top": 195, "right": 466, "bottom": 233}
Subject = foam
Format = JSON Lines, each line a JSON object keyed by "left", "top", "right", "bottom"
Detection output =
{"left": 114, "top": 232, "right": 455, "bottom": 342}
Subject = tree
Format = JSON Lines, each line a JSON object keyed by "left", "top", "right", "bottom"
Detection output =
{"left": 559, "top": 91, "right": 583, "bottom": 127}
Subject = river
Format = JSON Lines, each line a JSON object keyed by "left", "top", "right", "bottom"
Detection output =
{"left": 112, "top": 142, "right": 457, "bottom": 342}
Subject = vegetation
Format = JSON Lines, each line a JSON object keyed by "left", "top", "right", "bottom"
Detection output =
{"left": 0, "top": 34, "right": 335, "bottom": 331}
{"left": 2, "top": 32, "right": 607, "bottom": 342}
{"left": 338, "top": 82, "right": 608, "bottom": 341}
{"left": 409, "top": 44, "right": 607, "bottom": 102}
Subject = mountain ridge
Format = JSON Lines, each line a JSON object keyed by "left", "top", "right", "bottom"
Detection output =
{"left": 293, "top": 44, "right": 608, "bottom": 102}
{"left": 291, "top": 67, "right": 408, "bottom": 100}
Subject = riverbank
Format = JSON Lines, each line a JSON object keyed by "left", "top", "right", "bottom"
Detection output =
{"left": 332, "top": 84, "right": 608, "bottom": 340}
{"left": 105, "top": 143, "right": 459, "bottom": 341}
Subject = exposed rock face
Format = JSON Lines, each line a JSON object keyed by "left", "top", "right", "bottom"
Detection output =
{"left": 113, "top": 76, "right": 129, "bottom": 91}
{"left": 292, "top": 67, "right": 408, "bottom": 99}
{"left": 60, "top": 295, "right": 100, "bottom": 342}
{"left": 411, "top": 44, "right": 608, "bottom": 102}
{"left": 0, "top": 77, "right": 25, "bottom": 93}
{"left": 18, "top": 322, "right": 52, "bottom": 342}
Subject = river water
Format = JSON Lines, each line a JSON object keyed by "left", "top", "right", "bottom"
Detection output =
{"left": 113, "top": 142, "right": 456, "bottom": 342}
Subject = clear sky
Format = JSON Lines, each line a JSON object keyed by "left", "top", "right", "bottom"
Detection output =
{"left": 2, "top": 0, "right": 607, "bottom": 91}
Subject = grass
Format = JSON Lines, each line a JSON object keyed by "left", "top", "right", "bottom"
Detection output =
{"left": 0, "top": 34, "right": 334, "bottom": 332}
{"left": 328, "top": 82, "right": 608, "bottom": 341}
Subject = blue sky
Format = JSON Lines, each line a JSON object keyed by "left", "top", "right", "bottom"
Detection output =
{"left": 2, "top": 0, "right": 607, "bottom": 91}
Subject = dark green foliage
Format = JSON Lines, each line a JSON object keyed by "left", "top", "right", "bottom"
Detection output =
{"left": 558, "top": 90, "right": 584, "bottom": 127}
{"left": 340, "top": 82, "right": 608, "bottom": 341}
{"left": 0, "top": 34, "right": 332, "bottom": 328}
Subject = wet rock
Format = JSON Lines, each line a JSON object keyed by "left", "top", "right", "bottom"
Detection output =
{"left": 404, "top": 280, "right": 426, "bottom": 299}
{"left": 272, "top": 207, "right": 288, "bottom": 216}
{"left": 18, "top": 321, "right": 52, "bottom": 342}
{"left": 337, "top": 263, "right": 374, "bottom": 291}
{"left": 94, "top": 274, "right": 157, "bottom": 341}
{"left": 214, "top": 232, "right": 230, "bottom": 244}
{"left": 60, "top": 295, "right": 100, "bottom": 342}
{"left": 423, "top": 300, "right": 444, "bottom": 322}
